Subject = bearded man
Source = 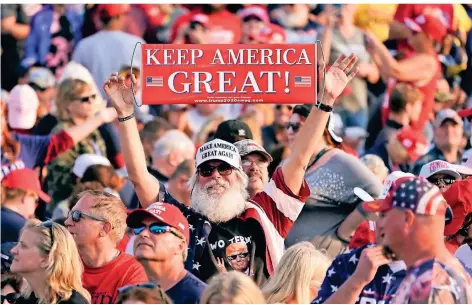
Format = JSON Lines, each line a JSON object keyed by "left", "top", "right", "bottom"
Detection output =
{"left": 103, "top": 53, "right": 360, "bottom": 284}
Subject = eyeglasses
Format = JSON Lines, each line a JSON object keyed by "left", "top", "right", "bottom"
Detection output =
{"left": 227, "top": 252, "right": 249, "bottom": 261}
{"left": 118, "top": 283, "right": 167, "bottom": 304}
{"left": 76, "top": 94, "right": 96, "bottom": 103}
{"left": 241, "top": 159, "right": 269, "bottom": 169}
{"left": 285, "top": 122, "right": 301, "bottom": 132}
{"left": 67, "top": 210, "right": 107, "bottom": 223}
{"left": 41, "top": 220, "right": 54, "bottom": 249}
{"left": 428, "top": 177, "right": 456, "bottom": 187}
{"left": 132, "top": 223, "right": 183, "bottom": 240}
{"left": 275, "top": 105, "right": 293, "bottom": 111}
{"left": 198, "top": 163, "right": 233, "bottom": 177}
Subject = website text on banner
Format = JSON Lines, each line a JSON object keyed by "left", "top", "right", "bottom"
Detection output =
{"left": 141, "top": 44, "right": 317, "bottom": 105}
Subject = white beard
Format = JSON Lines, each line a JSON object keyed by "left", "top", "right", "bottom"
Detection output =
{"left": 191, "top": 178, "right": 248, "bottom": 223}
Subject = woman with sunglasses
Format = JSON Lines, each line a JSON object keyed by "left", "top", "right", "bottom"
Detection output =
{"left": 364, "top": 14, "right": 445, "bottom": 132}
{"left": 44, "top": 78, "right": 116, "bottom": 208}
{"left": 284, "top": 105, "right": 382, "bottom": 258}
{"left": 9, "top": 219, "right": 90, "bottom": 304}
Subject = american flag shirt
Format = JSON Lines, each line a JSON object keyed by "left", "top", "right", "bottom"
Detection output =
{"left": 393, "top": 258, "right": 472, "bottom": 304}
{"left": 313, "top": 244, "right": 406, "bottom": 304}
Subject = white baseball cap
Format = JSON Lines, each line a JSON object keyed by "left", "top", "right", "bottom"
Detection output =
{"left": 7, "top": 85, "right": 39, "bottom": 129}
{"left": 196, "top": 139, "right": 241, "bottom": 169}
{"left": 73, "top": 154, "right": 111, "bottom": 178}
{"left": 419, "top": 160, "right": 461, "bottom": 180}
{"left": 354, "top": 171, "right": 415, "bottom": 202}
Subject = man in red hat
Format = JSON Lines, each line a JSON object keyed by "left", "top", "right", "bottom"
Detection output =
{"left": 127, "top": 202, "right": 207, "bottom": 304}
{"left": 1, "top": 168, "right": 50, "bottom": 242}
{"left": 367, "top": 127, "right": 428, "bottom": 173}
{"left": 363, "top": 176, "right": 472, "bottom": 303}
{"left": 72, "top": 4, "right": 145, "bottom": 98}
{"left": 238, "top": 6, "right": 285, "bottom": 44}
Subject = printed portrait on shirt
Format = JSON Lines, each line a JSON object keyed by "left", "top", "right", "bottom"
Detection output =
{"left": 225, "top": 241, "right": 250, "bottom": 273}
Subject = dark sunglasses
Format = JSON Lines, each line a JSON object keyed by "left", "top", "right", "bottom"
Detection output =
{"left": 275, "top": 105, "right": 293, "bottom": 111}
{"left": 227, "top": 252, "right": 249, "bottom": 261}
{"left": 132, "top": 224, "right": 183, "bottom": 240}
{"left": 428, "top": 177, "right": 456, "bottom": 187}
{"left": 68, "top": 210, "right": 107, "bottom": 223}
{"left": 1, "top": 293, "right": 20, "bottom": 304}
{"left": 41, "top": 220, "right": 54, "bottom": 249}
{"left": 76, "top": 94, "right": 96, "bottom": 103}
{"left": 118, "top": 282, "right": 167, "bottom": 304}
{"left": 198, "top": 163, "right": 233, "bottom": 177}
{"left": 285, "top": 122, "right": 301, "bottom": 132}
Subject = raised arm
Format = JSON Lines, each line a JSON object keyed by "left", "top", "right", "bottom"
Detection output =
{"left": 103, "top": 73, "right": 161, "bottom": 207}
{"left": 281, "top": 53, "right": 359, "bottom": 195}
{"left": 63, "top": 108, "right": 117, "bottom": 144}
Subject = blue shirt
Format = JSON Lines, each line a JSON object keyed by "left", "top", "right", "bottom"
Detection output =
{"left": 165, "top": 272, "right": 207, "bottom": 304}
{"left": 313, "top": 244, "right": 406, "bottom": 304}
{"left": 1, "top": 207, "right": 26, "bottom": 242}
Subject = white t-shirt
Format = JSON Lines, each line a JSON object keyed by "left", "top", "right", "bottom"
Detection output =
{"left": 72, "top": 30, "right": 145, "bottom": 98}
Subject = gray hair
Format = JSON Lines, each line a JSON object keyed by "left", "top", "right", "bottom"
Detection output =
{"left": 153, "top": 130, "right": 195, "bottom": 159}
{"left": 188, "top": 167, "right": 249, "bottom": 198}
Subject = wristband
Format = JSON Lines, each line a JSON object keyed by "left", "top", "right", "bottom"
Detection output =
{"left": 314, "top": 100, "right": 333, "bottom": 113}
{"left": 118, "top": 113, "right": 135, "bottom": 122}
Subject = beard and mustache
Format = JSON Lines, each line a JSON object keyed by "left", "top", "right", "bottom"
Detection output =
{"left": 190, "top": 172, "right": 249, "bottom": 223}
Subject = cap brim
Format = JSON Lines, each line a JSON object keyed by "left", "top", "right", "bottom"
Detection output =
{"left": 354, "top": 187, "right": 375, "bottom": 202}
{"left": 126, "top": 209, "right": 167, "bottom": 228}
{"left": 362, "top": 199, "right": 391, "bottom": 213}
{"left": 38, "top": 191, "right": 51, "bottom": 203}
{"left": 328, "top": 129, "right": 343, "bottom": 143}
{"left": 452, "top": 164, "right": 472, "bottom": 176}
{"left": 444, "top": 217, "right": 465, "bottom": 236}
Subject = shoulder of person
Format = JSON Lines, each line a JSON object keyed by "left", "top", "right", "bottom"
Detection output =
{"left": 58, "top": 290, "right": 90, "bottom": 304}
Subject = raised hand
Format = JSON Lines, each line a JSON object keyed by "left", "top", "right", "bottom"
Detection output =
{"left": 103, "top": 72, "right": 137, "bottom": 117}
{"left": 321, "top": 53, "right": 359, "bottom": 102}
{"left": 352, "top": 245, "right": 392, "bottom": 285}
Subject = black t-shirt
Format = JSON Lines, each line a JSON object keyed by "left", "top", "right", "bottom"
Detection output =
{"left": 195, "top": 217, "right": 268, "bottom": 285}
{"left": 46, "top": 13, "right": 73, "bottom": 76}
{"left": 165, "top": 272, "right": 207, "bottom": 304}
{"left": 13, "top": 290, "right": 89, "bottom": 304}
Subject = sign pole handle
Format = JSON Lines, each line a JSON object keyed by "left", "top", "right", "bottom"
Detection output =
{"left": 316, "top": 40, "right": 327, "bottom": 105}
{"left": 130, "top": 41, "right": 143, "bottom": 107}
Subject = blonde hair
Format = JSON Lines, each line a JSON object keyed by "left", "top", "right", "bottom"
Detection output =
{"left": 78, "top": 190, "right": 127, "bottom": 243}
{"left": 262, "top": 242, "right": 331, "bottom": 304}
{"left": 21, "top": 219, "right": 91, "bottom": 304}
{"left": 55, "top": 79, "right": 91, "bottom": 120}
{"left": 200, "top": 271, "right": 265, "bottom": 304}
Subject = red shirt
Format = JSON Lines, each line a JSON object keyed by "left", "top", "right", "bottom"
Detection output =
{"left": 393, "top": 4, "right": 454, "bottom": 58}
{"left": 381, "top": 57, "right": 441, "bottom": 131}
{"left": 170, "top": 9, "right": 242, "bottom": 44}
{"left": 83, "top": 252, "right": 148, "bottom": 304}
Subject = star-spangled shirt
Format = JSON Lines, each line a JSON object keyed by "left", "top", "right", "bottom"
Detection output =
{"left": 313, "top": 244, "right": 406, "bottom": 304}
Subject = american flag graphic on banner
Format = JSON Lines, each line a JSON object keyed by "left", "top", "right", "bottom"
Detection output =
{"left": 294, "top": 76, "right": 311, "bottom": 87}
{"left": 146, "top": 76, "right": 164, "bottom": 87}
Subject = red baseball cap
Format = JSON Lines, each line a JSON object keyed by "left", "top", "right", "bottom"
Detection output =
{"left": 458, "top": 108, "right": 472, "bottom": 119}
{"left": 396, "top": 127, "right": 428, "bottom": 162}
{"left": 1, "top": 168, "right": 50, "bottom": 203}
{"left": 362, "top": 176, "right": 447, "bottom": 216}
{"left": 126, "top": 202, "right": 190, "bottom": 243}
{"left": 97, "top": 4, "right": 130, "bottom": 18}
{"left": 239, "top": 6, "right": 270, "bottom": 24}
{"left": 443, "top": 178, "right": 472, "bottom": 236}
{"left": 404, "top": 14, "right": 447, "bottom": 42}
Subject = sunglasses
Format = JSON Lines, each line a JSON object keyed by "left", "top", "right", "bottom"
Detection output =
{"left": 198, "top": 163, "right": 233, "bottom": 177}
{"left": 68, "top": 210, "right": 107, "bottom": 223}
{"left": 428, "top": 177, "right": 456, "bottom": 187}
{"left": 285, "top": 122, "right": 301, "bottom": 132}
{"left": 227, "top": 252, "right": 249, "bottom": 261}
{"left": 41, "top": 220, "right": 54, "bottom": 249}
{"left": 132, "top": 224, "right": 183, "bottom": 240}
{"left": 275, "top": 105, "right": 293, "bottom": 111}
{"left": 118, "top": 283, "right": 167, "bottom": 304}
{"left": 76, "top": 94, "right": 96, "bottom": 103}
{"left": 241, "top": 159, "right": 269, "bottom": 169}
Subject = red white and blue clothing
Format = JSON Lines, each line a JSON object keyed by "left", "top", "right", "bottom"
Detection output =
{"left": 314, "top": 244, "right": 406, "bottom": 304}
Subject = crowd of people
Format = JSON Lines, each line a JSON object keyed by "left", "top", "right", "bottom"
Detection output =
{"left": 1, "top": 3, "right": 472, "bottom": 304}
